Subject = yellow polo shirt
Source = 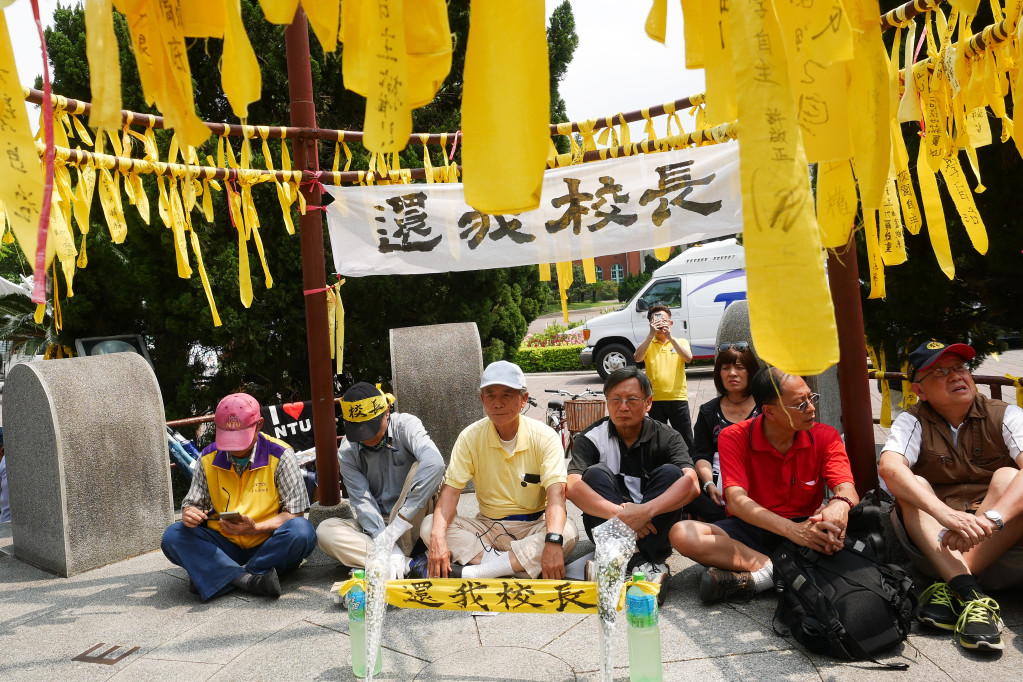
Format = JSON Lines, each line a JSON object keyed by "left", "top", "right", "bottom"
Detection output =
{"left": 444, "top": 415, "right": 567, "bottom": 519}
{"left": 645, "top": 337, "right": 691, "bottom": 401}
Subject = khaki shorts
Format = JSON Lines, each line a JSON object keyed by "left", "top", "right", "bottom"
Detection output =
{"left": 890, "top": 505, "right": 1023, "bottom": 592}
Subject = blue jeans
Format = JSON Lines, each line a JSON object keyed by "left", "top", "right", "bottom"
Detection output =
{"left": 161, "top": 517, "right": 317, "bottom": 601}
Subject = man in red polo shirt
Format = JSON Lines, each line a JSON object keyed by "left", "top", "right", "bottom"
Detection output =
{"left": 670, "top": 367, "right": 859, "bottom": 603}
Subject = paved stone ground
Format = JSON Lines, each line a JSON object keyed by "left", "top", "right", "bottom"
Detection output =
{"left": 3, "top": 352, "right": 1023, "bottom": 681}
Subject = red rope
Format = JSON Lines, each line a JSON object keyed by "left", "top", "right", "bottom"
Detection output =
{"left": 30, "top": 0, "right": 54, "bottom": 305}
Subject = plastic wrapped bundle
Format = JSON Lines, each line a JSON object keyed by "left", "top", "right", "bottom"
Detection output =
{"left": 363, "top": 523, "right": 404, "bottom": 681}
{"left": 592, "top": 517, "right": 637, "bottom": 682}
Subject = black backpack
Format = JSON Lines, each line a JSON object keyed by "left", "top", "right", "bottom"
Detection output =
{"left": 771, "top": 492, "right": 916, "bottom": 669}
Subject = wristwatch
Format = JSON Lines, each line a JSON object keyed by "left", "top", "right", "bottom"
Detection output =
{"left": 984, "top": 510, "right": 1005, "bottom": 531}
{"left": 545, "top": 532, "right": 564, "bottom": 545}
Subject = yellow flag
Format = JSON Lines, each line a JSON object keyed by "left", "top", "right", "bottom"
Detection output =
{"left": 222, "top": 0, "right": 261, "bottom": 120}
{"left": 732, "top": 0, "right": 837, "bottom": 375}
{"left": 363, "top": 0, "right": 411, "bottom": 154}
{"left": 701, "top": 1, "right": 736, "bottom": 125}
{"left": 85, "top": 0, "right": 123, "bottom": 131}
{"left": 556, "top": 261, "right": 572, "bottom": 323}
{"left": 462, "top": 0, "right": 549, "bottom": 213}
{"left": 0, "top": 12, "right": 48, "bottom": 273}
{"left": 846, "top": 0, "right": 890, "bottom": 209}
{"left": 816, "top": 159, "right": 858, "bottom": 249}
{"left": 863, "top": 210, "right": 886, "bottom": 299}
{"left": 916, "top": 141, "right": 954, "bottom": 279}
{"left": 645, "top": 0, "right": 667, "bottom": 43}
{"left": 774, "top": 1, "right": 852, "bottom": 162}
{"left": 939, "top": 154, "right": 988, "bottom": 255}
{"left": 680, "top": 0, "right": 704, "bottom": 68}
{"left": 880, "top": 177, "right": 907, "bottom": 266}
{"left": 406, "top": 0, "right": 452, "bottom": 108}
{"left": 890, "top": 120, "right": 923, "bottom": 235}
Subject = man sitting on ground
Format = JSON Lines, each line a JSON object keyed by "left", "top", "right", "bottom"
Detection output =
{"left": 670, "top": 367, "right": 858, "bottom": 603}
{"left": 879, "top": 340, "right": 1023, "bottom": 651}
{"left": 567, "top": 367, "right": 699, "bottom": 596}
{"left": 162, "top": 393, "right": 317, "bottom": 600}
{"left": 422, "top": 361, "right": 578, "bottom": 579}
{"left": 316, "top": 382, "right": 445, "bottom": 579}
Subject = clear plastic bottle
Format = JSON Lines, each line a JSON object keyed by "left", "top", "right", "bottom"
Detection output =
{"left": 348, "top": 569, "right": 383, "bottom": 678}
{"left": 626, "top": 571, "right": 663, "bottom": 682}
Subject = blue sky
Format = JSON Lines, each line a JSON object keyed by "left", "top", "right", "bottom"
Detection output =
{"left": 7, "top": 0, "right": 706, "bottom": 139}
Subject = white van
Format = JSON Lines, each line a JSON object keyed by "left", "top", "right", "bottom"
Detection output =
{"left": 579, "top": 239, "right": 747, "bottom": 378}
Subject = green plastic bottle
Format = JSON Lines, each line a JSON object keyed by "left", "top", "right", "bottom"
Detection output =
{"left": 626, "top": 571, "right": 663, "bottom": 682}
{"left": 348, "top": 569, "right": 383, "bottom": 678}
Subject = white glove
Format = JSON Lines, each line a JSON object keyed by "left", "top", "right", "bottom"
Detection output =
{"left": 387, "top": 515, "right": 413, "bottom": 539}
{"left": 387, "top": 544, "right": 407, "bottom": 581}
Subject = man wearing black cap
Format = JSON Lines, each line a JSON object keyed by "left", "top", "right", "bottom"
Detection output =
{"left": 879, "top": 340, "right": 1023, "bottom": 651}
{"left": 316, "top": 383, "right": 445, "bottom": 579}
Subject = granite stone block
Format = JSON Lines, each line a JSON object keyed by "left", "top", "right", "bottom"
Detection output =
{"left": 390, "top": 322, "right": 485, "bottom": 464}
{"left": 4, "top": 354, "right": 172, "bottom": 576}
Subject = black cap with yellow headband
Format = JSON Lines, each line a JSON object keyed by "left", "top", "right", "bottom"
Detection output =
{"left": 341, "top": 382, "right": 396, "bottom": 442}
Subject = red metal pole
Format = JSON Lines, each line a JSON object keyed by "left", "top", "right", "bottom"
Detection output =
{"left": 827, "top": 232, "right": 879, "bottom": 496}
{"left": 285, "top": 9, "right": 342, "bottom": 503}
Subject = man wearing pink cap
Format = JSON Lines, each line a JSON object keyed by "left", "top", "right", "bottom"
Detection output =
{"left": 161, "top": 393, "right": 316, "bottom": 601}
{"left": 879, "top": 341, "right": 1023, "bottom": 651}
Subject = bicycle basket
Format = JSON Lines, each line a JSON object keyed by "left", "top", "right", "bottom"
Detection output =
{"left": 565, "top": 399, "right": 607, "bottom": 432}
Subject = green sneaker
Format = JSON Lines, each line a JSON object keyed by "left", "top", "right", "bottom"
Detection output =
{"left": 917, "top": 582, "right": 961, "bottom": 631}
{"left": 955, "top": 597, "right": 1003, "bottom": 650}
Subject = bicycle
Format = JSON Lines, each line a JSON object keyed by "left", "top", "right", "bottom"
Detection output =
{"left": 544, "top": 388, "right": 605, "bottom": 458}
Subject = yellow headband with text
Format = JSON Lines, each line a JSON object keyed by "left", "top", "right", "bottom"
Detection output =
{"left": 341, "top": 384, "right": 395, "bottom": 423}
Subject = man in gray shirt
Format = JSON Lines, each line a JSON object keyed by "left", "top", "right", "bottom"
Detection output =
{"left": 316, "top": 383, "right": 445, "bottom": 579}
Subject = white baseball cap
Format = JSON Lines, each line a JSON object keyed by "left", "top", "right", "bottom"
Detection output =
{"left": 480, "top": 361, "right": 527, "bottom": 390}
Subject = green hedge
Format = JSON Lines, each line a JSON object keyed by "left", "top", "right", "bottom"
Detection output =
{"left": 515, "top": 344, "right": 587, "bottom": 372}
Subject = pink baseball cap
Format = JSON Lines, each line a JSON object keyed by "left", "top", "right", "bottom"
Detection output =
{"left": 215, "top": 393, "right": 262, "bottom": 451}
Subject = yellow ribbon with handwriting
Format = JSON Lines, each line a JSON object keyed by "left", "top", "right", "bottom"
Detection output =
{"left": 815, "top": 160, "right": 857, "bottom": 249}
{"left": 732, "top": 0, "right": 837, "bottom": 375}
{"left": 846, "top": 0, "right": 890, "bottom": 210}
{"left": 85, "top": 0, "right": 123, "bottom": 132}
{"left": 700, "top": 0, "right": 736, "bottom": 126}
{"left": 915, "top": 142, "right": 954, "bottom": 279}
{"left": 363, "top": 0, "right": 411, "bottom": 155}
{"left": 939, "top": 154, "right": 988, "bottom": 255}
{"left": 0, "top": 11, "right": 49, "bottom": 275}
{"left": 863, "top": 210, "right": 886, "bottom": 299}
{"left": 880, "top": 177, "right": 907, "bottom": 266}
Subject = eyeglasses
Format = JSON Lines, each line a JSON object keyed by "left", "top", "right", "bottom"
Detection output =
{"left": 777, "top": 393, "right": 819, "bottom": 413}
{"left": 917, "top": 363, "right": 970, "bottom": 381}
{"left": 717, "top": 342, "right": 750, "bottom": 353}
{"left": 609, "top": 397, "right": 646, "bottom": 408}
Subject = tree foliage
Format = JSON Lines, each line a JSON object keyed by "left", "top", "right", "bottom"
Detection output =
{"left": 862, "top": 1, "right": 1023, "bottom": 366}
{"left": 12, "top": 1, "right": 578, "bottom": 419}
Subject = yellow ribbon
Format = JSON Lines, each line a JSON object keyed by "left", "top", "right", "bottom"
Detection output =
{"left": 341, "top": 391, "right": 392, "bottom": 423}
{"left": 1006, "top": 374, "right": 1023, "bottom": 407}
{"left": 867, "top": 345, "right": 892, "bottom": 428}
{"left": 556, "top": 261, "right": 573, "bottom": 323}
{"left": 916, "top": 140, "right": 954, "bottom": 279}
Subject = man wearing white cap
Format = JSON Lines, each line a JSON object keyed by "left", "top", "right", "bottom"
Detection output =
{"left": 422, "top": 361, "right": 578, "bottom": 579}
{"left": 880, "top": 340, "right": 1023, "bottom": 651}
{"left": 161, "top": 393, "right": 317, "bottom": 601}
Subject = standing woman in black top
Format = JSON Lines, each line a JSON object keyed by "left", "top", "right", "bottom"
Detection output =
{"left": 684, "top": 342, "right": 762, "bottom": 522}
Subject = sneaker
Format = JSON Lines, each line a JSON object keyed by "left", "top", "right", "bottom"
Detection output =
{"left": 955, "top": 597, "right": 1003, "bottom": 650}
{"left": 248, "top": 567, "right": 282, "bottom": 598}
{"left": 917, "top": 582, "right": 961, "bottom": 631}
{"left": 446, "top": 562, "right": 464, "bottom": 579}
{"left": 406, "top": 553, "right": 429, "bottom": 579}
{"left": 699, "top": 567, "right": 754, "bottom": 604}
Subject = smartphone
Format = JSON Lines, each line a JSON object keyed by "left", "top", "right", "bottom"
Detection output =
{"left": 218, "top": 511, "right": 243, "bottom": 522}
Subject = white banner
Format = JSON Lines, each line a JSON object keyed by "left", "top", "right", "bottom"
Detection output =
{"left": 326, "top": 143, "right": 742, "bottom": 276}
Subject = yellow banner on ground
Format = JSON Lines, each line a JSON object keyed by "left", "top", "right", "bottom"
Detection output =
{"left": 731, "top": 0, "right": 838, "bottom": 376}
{"left": 336, "top": 577, "right": 659, "bottom": 614}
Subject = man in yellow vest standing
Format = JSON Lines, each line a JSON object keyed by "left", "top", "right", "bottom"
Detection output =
{"left": 162, "top": 393, "right": 317, "bottom": 601}
{"left": 634, "top": 304, "right": 695, "bottom": 449}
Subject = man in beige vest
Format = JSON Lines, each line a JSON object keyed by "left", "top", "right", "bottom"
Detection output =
{"left": 879, "top": 341, "right": 1023, "bottom": 651}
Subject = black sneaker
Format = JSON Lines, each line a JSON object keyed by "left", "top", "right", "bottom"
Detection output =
{"left": 634, "top": 561, "right": 671, "bottom": 606}
{"left": 917, "top": 582, "right": 961, "bottom": 631}
{"left": 447, "top": 562, "right": 464, "bottom": 579}
{"left": 955, "top": 597, "right": 1003, "bottom": 650}
{"left": 406, "top": 553, "right": 429, "bottom": 579}
{"left": 248, "top": 567, "right": 282, "bottom": 598}
{"left": 699, "top": 567, "right": 754, "bottom": 604}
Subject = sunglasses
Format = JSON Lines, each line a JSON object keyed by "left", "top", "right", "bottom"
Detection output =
{"left": 717, "top": 342, "right": 750, "bottom": 353}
